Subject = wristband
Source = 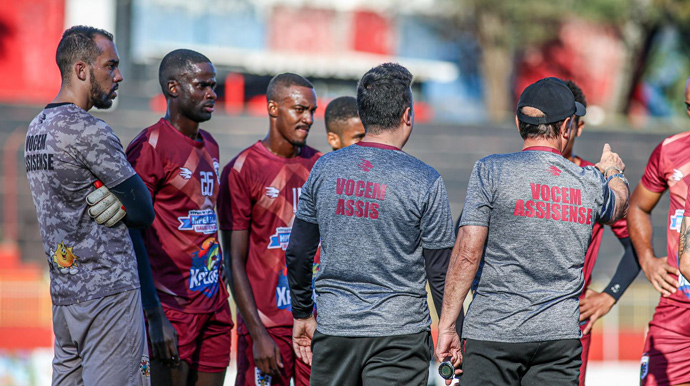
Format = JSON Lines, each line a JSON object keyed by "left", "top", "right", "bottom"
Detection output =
{"left": 603, "top": 166, "right": 623, "bottom": 177}
{"left": 606, "top": 173, "right": 629, "bottom": 186}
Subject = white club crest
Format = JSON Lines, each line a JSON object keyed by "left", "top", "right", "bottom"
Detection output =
{"left": 179, "top": 167, "right": 193, "bottom": 180}
{"left": 265, "top": 186, "right": 280, "bottom": 198}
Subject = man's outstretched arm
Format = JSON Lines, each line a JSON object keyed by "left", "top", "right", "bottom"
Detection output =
{"left": 436, "top": 225, "right": 487, "bottom": 384}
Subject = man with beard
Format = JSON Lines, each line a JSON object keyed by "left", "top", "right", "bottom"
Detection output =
{"left": 217, "top": 73, "right": 321, "bottom": 386}
{"left": 125, "top": 49, "right": 231, "bottom": 386}
{"left": 24, "top": 25, "right": 154, "bottom": 385}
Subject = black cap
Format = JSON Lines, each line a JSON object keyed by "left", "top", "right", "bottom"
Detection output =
{"left": 517, "top": 77, "right": 586, "bottom": 125}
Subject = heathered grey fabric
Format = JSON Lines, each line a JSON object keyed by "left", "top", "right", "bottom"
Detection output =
{"left": 296, "top": 142, "right": 455, "bottom": 337}
{"left": 459, "top": 149, "right": 616, "bottom": 342}
{"left": 25, "top": 104, "right": 139, "bottom": 305}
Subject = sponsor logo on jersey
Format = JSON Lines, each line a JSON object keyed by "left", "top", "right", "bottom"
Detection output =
{"left": 254, "top": 368, "right": 272, "bottom": 386}
{"left": 52, "top": 242, "right": 79, "bottom": 275}
{"left": 670, "top": 209, "right": 684, "bottom": 232}
{"left": 672, "top": 168, "right": 684, "bottom": 181}
{"left": 265, "top": 186, "right": 280, "bottom": 198}
{"left": 179, "top": 167, "right": 193, "bottom": 180}
{"left": 359, "top": 159, "right": 374, "bottom": 172}
{"left": 276, "top": 266, "right": 291, "bottom": 310}
{"left": 189, "top": 237, "right": 221, "bottom": 298}
{"left": 640, "top": 355, "right": 649, "bottom": 379}
{"left": 140, "top": 355, "right": 150, "bottom": 377}
{"left": 548, "top": 165, "right": 562, "bottom": 176}
{"left": 268, "top": 226, "right": 292, "bottom": 250}
{"left": 178, "top": 209, "right": 218, "bottom": 234}
{"left": 275, "top": 263, "right": 319, "bottom": 311}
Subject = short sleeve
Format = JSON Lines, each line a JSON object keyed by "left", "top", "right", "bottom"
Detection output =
{"left": 589, "top": 167, "right": 616, "bottom": 223}
{"left": 640, "top": 142, "right": 666, "bottom": 193}
{"left": 420, "top": 176, "right": 455, "bottom": 249}
{"left": 295, "top": 160, "right": 320, "bottom": 224}
{"left": 70, "top": 119, "right": 136, "bottom": 188}
{"left": 217, "top": 159, "right": 252, "bottom": 231}
{"left": 609, "top": 218, "right": 629, "bottom": 239}
{"left": 125, "top": 132, "right": 165, "bottom": 196}
{"left": 459, "top": 160, "right": 494, "bottom": 227}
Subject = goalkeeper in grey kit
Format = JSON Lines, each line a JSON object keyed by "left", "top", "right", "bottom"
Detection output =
{"left": 25, "top": 25, "right": 155, "bottom": 386}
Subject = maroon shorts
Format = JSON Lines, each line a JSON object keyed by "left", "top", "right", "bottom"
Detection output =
{"left": 148, "top": 301, "right": 233, "bottom": 373}
{"left": 579, "top": 329, "right": 591, "bottom": 386}
{"left": 641, "top": 300, "right": 690, "bottom": 386}
{"left": 235, "top": 327, "right": 310, "bottom": 386}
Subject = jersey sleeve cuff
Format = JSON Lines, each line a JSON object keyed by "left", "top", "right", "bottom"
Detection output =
{"left": 291, "top": 306, "right": 314, "bottom": 319}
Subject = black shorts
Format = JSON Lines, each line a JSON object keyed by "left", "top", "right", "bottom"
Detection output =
{"left": 310, "top": 330, "right": 433, "bottom": 386}
{"left": 459, "top": 338, "right": 582, "bottom": 386}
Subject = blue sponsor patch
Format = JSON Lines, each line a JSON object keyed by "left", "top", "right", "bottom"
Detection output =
{"left": 178, "top": 209, "right": 217, "bottom": 234}
{"left": 267, "top": 226, "right": 292, "bottom": 250}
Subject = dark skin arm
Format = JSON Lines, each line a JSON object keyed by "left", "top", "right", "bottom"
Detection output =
{"left": 627, "top": 184, "right": 679, "bottom": 296}
{"left": 226, "top": 229, "right": 283, "bottom": 377}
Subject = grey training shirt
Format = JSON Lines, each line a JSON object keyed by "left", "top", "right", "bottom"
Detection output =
{"left": 25, "top": 103, "right": 140, "bottom": 306}
{"left": 296, "top": 142, "right": 455, "bottom": 337}
{"left": 460, "top": 146, "right": 616, "bottom": 342}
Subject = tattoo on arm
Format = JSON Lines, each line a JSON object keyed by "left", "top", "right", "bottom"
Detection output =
{"left": 680, "top": 219, "right": 690, "bottom": 258}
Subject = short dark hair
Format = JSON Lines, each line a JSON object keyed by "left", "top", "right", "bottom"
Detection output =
{"left": 356, "top": 63, "right": 413, "bottom": 134}
{"left": 56, "top": 25, "right": 113, "bottom": 82}
{"left": 159, "top": 49, "right": 212, "bottom": 97}
{"left": 565, "top": 80, "right": 587, "bottom": 125}
{"left": 266, "top": 73, "right": 314, "bottom": 101}
{"left": 325, "top": 96, "right": 359, "bottom": 135}
{"left": 517, "top": 106, "right": 566, "bottom": 140}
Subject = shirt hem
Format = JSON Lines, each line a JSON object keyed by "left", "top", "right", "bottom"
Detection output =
{"left": 462, "top": 332, "right": 581, "bottom": 343}
{"left": 315, "top": 325, "right": 430, "bottom": 337}
{"left": 51, "top": 284, "right": 139, "bottom": 306}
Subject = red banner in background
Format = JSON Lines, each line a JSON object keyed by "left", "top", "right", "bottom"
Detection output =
{"left": 0, "top": 0, "right": 64, "bottom": 104}
{"left": 352, "top": 11, "right": 394, "bottom": 55}
{"left": 269, "top": 6, "right": 336, "bottom": 53}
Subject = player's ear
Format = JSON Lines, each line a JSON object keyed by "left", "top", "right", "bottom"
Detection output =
{"left": 167, "top": 80, "right": 179, "bottom": 98}
{"left": 402, "top": 107, "right": 413, "bottom": 127}
{"left": 576, "top": 120, "right": 585, "bottom": 137}
{"left": 561, "top": 117, "right": 573, "bottom": 140}
{"left": 327, "top": 132, "right": 341, "bottom": 151}
{"left": 75, "top": 61, "right": 88, "bottom": 82}
{"left": 267, "top": 100, "right": 279, "bottom": 118}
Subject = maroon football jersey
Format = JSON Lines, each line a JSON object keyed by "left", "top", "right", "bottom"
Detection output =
{"left": 641, "top": 132, "right": 690, "bottom": 306}
{"left": 218, "top": 141, "right": 321, "bottom": 334}
{"left": 576, "top": 157, "right": 629, "bottom": 298}
{"left": 126, "top": 118, "right": 228, "bottom": 313}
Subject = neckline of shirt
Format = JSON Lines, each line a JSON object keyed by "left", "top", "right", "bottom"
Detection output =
{"left": 355, "top": 141, "right": 402, "bottom": 151}
{"left": 255, "top": 140, "right": 312, "bottom": 163}
{"left": 522, "top": 146, "right": 561, "bottom": 155}
{"left": 159, "top": 118, "right": 206, "bottom": 148}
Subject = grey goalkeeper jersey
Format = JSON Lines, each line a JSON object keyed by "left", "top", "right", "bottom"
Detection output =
{"left": 25, "top": 103, "right": 139, "bottom": 306}
{"left": 296, "top": 142, "right": 456, "bottom": 337}
{"left": 459, "top": 147, "right": 616, "bottom": 342}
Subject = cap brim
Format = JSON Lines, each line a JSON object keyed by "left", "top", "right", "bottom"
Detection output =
{"left": 574, "top": 101, "right": 586, "bottom": 117}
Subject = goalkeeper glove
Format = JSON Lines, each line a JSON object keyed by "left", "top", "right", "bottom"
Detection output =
{"left": 86, "top": 181, "right": 127, "bottom": 227}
